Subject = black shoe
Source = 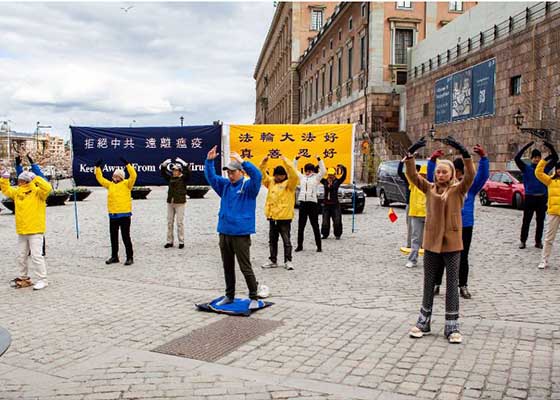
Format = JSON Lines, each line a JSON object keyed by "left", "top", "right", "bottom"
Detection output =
{"left": 459, "top": 286, "right": 472, "bottom": 299}
{"left": 535, "top": 242, "right": 543, "bottom": 249}
{"left": 179, "top": 244, "right": 184, "bottom": 249}
{"left": 335, "top": 237, "right": 341, "bottom": 240}
{"left": 322, "top": 235, "right": 328, "bottom": 239}
{"left": 519, "top": 241, "right": 526, "bottom": 249}
{"left": 124, "top": 258, "right": 134, "bottom": 266}
{"left": 294, "top": 246, "right": 303, "bottom": 252}
{"left": 433, "top": 285, "right": 440, "bottom": 296}
{"left": 164, "top": 243, "right": 173, "bottom": 248}
{"left": 317, "top": 247, "right": 322, "bottom": 252}
{"left": 105, "top": 257, "right": 119, "bottom": 265}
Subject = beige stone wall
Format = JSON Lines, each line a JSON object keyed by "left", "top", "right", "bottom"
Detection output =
{"left": 406, "top": 10, "right": 560, "bottom": 169}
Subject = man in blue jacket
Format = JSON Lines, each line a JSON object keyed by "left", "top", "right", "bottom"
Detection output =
{"left": 428, "top": 144, "right": 489, "bottom": 299}
{"left": 204, "top": 146, "right": 262, "bottom": 308}
{"left": 515, "top": 141, "right": 554, "bottom": 249}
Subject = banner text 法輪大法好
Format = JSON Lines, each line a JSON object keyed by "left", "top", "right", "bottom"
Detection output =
{"left": 229, "top": 124, "right": 354, "bottom": 183}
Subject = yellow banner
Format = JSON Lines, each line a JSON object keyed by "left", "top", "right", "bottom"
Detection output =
{"left": 229, "top": 124, "right": 354, "bottom": 183}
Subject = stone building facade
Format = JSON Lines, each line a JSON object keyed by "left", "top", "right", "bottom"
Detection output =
{"left": 254, "top": 2, "right": 337, "bottom": 124}
{"left": 406, "top": 1, "right": 560, "bottom": 169}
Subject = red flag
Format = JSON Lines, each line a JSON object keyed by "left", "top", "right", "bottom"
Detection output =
{"left": 388, "top": 207, "right": 398, "bottom": 223}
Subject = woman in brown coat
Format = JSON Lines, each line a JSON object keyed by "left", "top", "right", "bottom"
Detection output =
{"left": 404, "top": 136, "right": 474, "bottom": 344}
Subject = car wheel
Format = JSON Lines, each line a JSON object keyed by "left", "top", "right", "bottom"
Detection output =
{"left": 379, "top": 190, "right": 390, "bottom": 207}
{"left": 513, "top": 192, "right": 523, "bottom": 210}
{"left": 479, "top": 190, "right": 491, "bottom": 206}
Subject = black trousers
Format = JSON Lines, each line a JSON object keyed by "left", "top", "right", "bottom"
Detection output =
{"left": 219, "top": 234, "right": 258, "bottom": 300}
{"left": 297, "top": 202, "right": 322, "bottom": 250}
{"left": 435, "top": 226, "right": 473, "bottom": 287}
{"left": 322, "top": 203, "right": 343, "bottom": 238}
{"left": 269, "top": 219, "right": 292, "bottom": 263}
{"left": 109, "top": 216, "right": 133, "bottom": 259}
{"left": 520, "top": 194, "right": 547, "bottom": 244}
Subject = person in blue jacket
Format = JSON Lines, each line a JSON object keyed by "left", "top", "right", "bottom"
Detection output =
{"left": 204, "top": 146, "right": 262, "bottom": 308}
{"left": 428, "top": 144, "right": 489, "bottom": 299}
{"left": 515, "top": 141, "right": 554, "bottom": 249}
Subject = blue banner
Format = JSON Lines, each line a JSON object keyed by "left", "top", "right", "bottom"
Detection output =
{"left": 434, "top": 58, "right": 495, "bottom": 124}
{"left": 71, "top": 125, "right": 222, "bottom": 186}
{"left": 435, "top": 76, "right": 452, "bottom": 124}
{"left": 472, "top": 58, "right": 496, "bottom": 118}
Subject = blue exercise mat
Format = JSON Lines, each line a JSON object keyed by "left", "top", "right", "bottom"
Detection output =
{"left": 196, "top": 296, "right": 273, "bottom": 316}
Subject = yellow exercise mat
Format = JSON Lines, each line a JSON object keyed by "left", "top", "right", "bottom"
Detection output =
{"left": 400, "top": 247, "right": 425, "bottom": 255}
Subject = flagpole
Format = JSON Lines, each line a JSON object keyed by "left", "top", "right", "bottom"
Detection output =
{"left": 72, "top": 178, "right": 80, "bottom": 239}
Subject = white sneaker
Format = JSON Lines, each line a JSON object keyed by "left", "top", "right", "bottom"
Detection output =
{"left": 33, "top": 280, "right": 48, "bottom": 290}
{"left": 257, "top": 284, "right": 270, "bottom": 298}
{"left": 284, "top": 261, "right": 295, "bottom": 270}
{"left": 261, "top": 261, "right": 278, "bottom": 269}
{"left": 538, "top": 261, "right": 547, "bottom": 269}
{"left": 249, "top": 299, "right": 261, "bottom": 309}
{"left": 405, "top": 261, "right": 417, "bottom": 268}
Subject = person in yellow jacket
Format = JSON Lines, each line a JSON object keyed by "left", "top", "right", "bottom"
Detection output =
{"left": 259, "top": 154, "right": 299, "bottom": 271}
{"left": 0, "top": 168, "right": 52, "bottom": 290}
{"left": 535, "top": 142, "right": 560, "bottom": 269}
{"left": 405, "top": 163, "right": 428, "bottom": 268}
{"left": 95, "top": 157, "right": 137, "bottom": 266}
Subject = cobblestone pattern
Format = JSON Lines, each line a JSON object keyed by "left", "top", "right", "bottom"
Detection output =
{"left": 0, "top": 186, "right": 559, "bottom": 399}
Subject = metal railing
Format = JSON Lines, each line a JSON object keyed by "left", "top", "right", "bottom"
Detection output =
{"left": 409, "top": 2, "right": 560, "bottom": 79}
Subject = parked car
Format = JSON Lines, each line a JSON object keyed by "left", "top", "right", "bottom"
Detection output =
{"left": 479, "top": 170, "right": 525, "bottom": 209}
{"left": 375, "top": 160, "right": 427, "bottom": 207}
{"left": 295, "top": 184, "right": 366, "bottom": 213}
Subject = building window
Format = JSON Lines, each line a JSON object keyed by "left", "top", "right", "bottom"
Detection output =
{"left": 360, "top": 35, "right": 366, "bottom": 71}
{"left": 449, "top": 1, "right": 463, "bottom": 11}
{"left": 396, "top": 71, "right": 407, "bottom": 85}
{"left": 347, "top": 47, "right": 353, "bottom": 80}
{"left": 311, "top": 9, "right": 324, "bottom": 31}
{"left": 338, "top": 29, "right": 342, "bottom": 41}
{"left": 322, "top": 48, "right": 326, "bottom": 58}
{"left": 315, "top": 75, "right": 319, "bottom": 102}
{"left": 423, "top": 103, "right": 429, "bottom": 117}
{"left": 330, "top": 39, "right": 333, "bottom": 50}
{"left": 337, "top": 54, "right": 342, "bottom": 86}
{"left": 394, "top": 28, "right": 414, "bottom": 64}
{"left": 511, "top": 75, "right": 522, "bottom": 96}
{"left": 329, "top": 62, "right": 333, "bottom": 92}
{"left": 359, "top": 113, "right": 364, "bottom": 125}
{"left": 349, "top": 17, "right": 353, "bottom": 31}
{"left": 321, "top": 70, "right": 325, "bottom": 96}
{"left": 396, "top": 1, "right": 412, "bottom": 9}
{"left": 361, "top": 3, "right": 367, "bottom": 18}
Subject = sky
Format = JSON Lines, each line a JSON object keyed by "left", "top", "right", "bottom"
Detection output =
{"left": 0, "top": 2, "right": 275, "bottom": 139}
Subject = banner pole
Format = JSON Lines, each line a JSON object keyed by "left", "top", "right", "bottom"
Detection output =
{"left": 72, "top": 178, "right": 80, "bottom": 240}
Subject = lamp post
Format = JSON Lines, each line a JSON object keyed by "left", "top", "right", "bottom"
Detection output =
{"left": 36, "top": 121, "right": 52, "bottom": 153}
{"left": 180, "top": 116, "right": 184, "bottom": 127}
{"left": 513, "top": 108, "right": 553, "bottom": 141}
{"left": 0, "top": 121, "right": 12, "bottom": 163}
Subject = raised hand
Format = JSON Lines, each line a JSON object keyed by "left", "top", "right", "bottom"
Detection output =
{"left": 207, "top": 145, "right": 219, "bottom": 160}
{"left": 445, "top": 136, "right": 470, "bottom": 158}
{"left": 175, "top": 157, "right": 188, "bottom": 166}
{"left": 119, "top": 157, "right": 129, "bottom": 165}
{"left": 430, "top": 149, "right": 445, "bottom": 161}
{"left": 95, "top": 159, "right": 103, "bottom": 168}
{"left": 473, "top": 144, "right": 486, "bottom": 157}
{"left": 407, "top": 136, "right": 427, "bottom": 155}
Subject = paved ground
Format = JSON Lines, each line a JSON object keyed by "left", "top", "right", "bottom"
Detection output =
{"left": 0, "top": 184, "right": 559, "bottom": 399}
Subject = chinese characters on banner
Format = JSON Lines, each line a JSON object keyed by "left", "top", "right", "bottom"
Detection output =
{"left": 71, "top": 125, "right": 221, "bottom": 186}
{"left": 229, "top": 124, "right": 354, "bottom": 183}
{"left": 435, "top": 58, "right": 495, "bottom": 124}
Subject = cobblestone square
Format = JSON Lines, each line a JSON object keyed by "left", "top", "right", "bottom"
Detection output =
{"left": 0, "top": 186, "right": 559, "bottom": 399}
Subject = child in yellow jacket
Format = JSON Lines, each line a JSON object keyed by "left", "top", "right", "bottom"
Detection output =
{"left": 0, "top": 168, "right": 52, "bottom": 290}
{"left": 535, "top": 142, "right": 560, "bottom": 269}
{"left": 95, "top": 157, "right": 137, "bottom": 266}
{"left": 259, "top": 154, "right": 299, "bottom": 271}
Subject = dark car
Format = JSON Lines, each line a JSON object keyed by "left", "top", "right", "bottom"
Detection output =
{"left": 295, "top": 184, "right": 366, "bottom": 213}
{"left": 479, "top": 170, "right": 525, "bottom": 209}
{"left": 376, "top": 160, "right": 427, "bottom": 207}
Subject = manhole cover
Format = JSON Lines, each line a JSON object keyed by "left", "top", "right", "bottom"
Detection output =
{"left": 153, "top": 317, "right": 282, "bottom": 362}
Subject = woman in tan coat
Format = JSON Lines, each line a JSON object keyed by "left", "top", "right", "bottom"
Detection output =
{"left": 404, "top": 136, "right": 474, "bottom": 344}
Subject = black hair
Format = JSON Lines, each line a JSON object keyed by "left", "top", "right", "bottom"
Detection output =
{"left": 531, "top": 149, "right": 542, "bottom": 159}
{"left": 273, "top": 166, "right": 287, "bottom": 176}
{"left": 304, "top": 163, "right": 316, "bottom": 172}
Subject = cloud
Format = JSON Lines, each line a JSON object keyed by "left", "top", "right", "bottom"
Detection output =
{"left": 0, "top": 2, "right": 275, "bottom": 138}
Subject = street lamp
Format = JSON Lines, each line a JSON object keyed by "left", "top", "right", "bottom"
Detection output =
{"left": 428, "top": 124, "right": 436, "bottom": 140}
{"left": 180, "top": 116, "right": 184, "bottom": 127}
{"left": 1, "top": 121, "right": 12, "bottom": 163}
{"left": 513, "top": 108, "right": 552, "bottom": 141}
{"left": 36, "top": 121, "right": 52, "bottom": 152}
